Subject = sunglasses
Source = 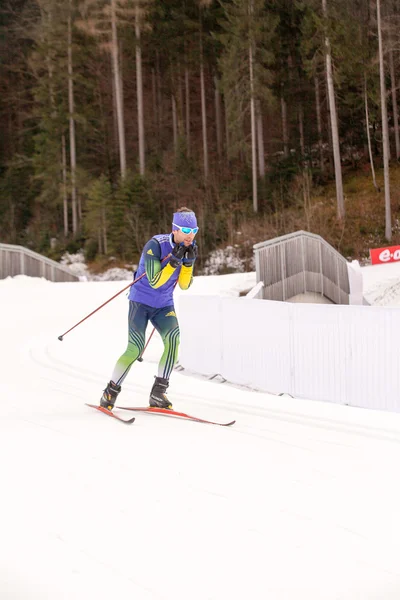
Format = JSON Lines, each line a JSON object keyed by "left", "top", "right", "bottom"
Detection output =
{"left": 172, "top": 223, "right": 199, "bottom": 235}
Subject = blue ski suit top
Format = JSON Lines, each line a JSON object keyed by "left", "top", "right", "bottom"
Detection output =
{"left": 129, "top": 233, "right": 194, "bottom": 308}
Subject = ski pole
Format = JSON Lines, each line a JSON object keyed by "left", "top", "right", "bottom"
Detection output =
{"left": 58, "top": 253, "right": 171, "bottom": 341}
{"left": 57, "top": 272, "right": 146, "bottom": 341}
{"left": 137, "top": 327, "right": 156, "bottom": 362}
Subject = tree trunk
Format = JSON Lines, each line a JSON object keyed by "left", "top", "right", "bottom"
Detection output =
{"left": 151, "top": 67, "right": 157, "bottom": 142}
{"left": 389, "top": 47, "right": 400, "bottom": 160}
{"left": 314, "top": 75, "right": 325, "bottom": 173}
{"left": 256, "top": 101, "right": 265, "bottom": 178}
{"left": 377, "top": 0, "right": 391, "bottom": 240}
{"left": 322, "top": 0, "right": 344, "bottom": 220}
{"left": 135, "top": 6, "right": 145, "bottom": 176}
{"left": 177, "top": 62, "right": 184, "bottom": 137}
{"left": 111, "top": 0, "right": 126, "bottom": 178}
{"left": 200, "top": 49, "right": 209, "bottom": 180}
{"left": 185, "top": 66, "right": 190, "bottom": 156}
{"left": 172, "top": 94, "right": 178, "bottom": 154}
{"left": 299, "top": 104, "right": 305, "bottom": 157}
{"left": 156, "top": 50, "right": 162, "bottom": 149}
{"left": 102, "top": 203, "right": 108, "bottom": 255}
{"left": 281, "top": 93, "right": 289, "bottom": 158}
{"left": 214, "top": 76, "right": 222, "bottom": 159}
{"left": 98, "top": 224, "right": 102, "bottom": 255}
{"left": 43, "top": 6, "right": 55, "bottom": 115}
{"left": 249, "top": 38, "right": 258, "bottom": 212}
{"left": 364, "top": 75, "right": 380, "bottom": 192}
{"left": 61, "top": 134, "right": 68, "bottom": 237}
{"left": 224, "top": 95, "right": 230, "bottom": 160}
{"left": 111, "top": 56, "right": 119, "bottom": 154}
{"left": 326, "top": 100, "right": 334, "bottom": 175}
{"left": 68, "top": 6, "right": 78, "bottom": 233}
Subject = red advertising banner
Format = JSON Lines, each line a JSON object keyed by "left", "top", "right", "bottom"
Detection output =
{"left": 370, "top": 245, "right": 400, "bottom": 265}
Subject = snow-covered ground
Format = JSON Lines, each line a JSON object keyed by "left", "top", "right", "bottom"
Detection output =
{"left": 362, "top": 261, "right": 400, "bottom": 306}
{"left": 2, "top": 263, "right": 400, "bottom": 599}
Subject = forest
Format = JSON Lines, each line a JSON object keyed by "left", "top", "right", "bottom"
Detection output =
{"left": 1, "top": 0, "right": 400, "bottom": 271}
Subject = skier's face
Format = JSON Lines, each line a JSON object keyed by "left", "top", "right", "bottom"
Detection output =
{"left": 172, "top": 228, "right": 196, "bottom": 247}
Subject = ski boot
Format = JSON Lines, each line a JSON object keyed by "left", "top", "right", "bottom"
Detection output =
{"left": 100, "top": 380, "right": 121, "bottom": 411}
{"left": 149, "top": 377, "right": 172, "bottom": 409}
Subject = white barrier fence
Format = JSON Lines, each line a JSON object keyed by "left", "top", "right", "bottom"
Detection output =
{"left": 0, "top": 243, "right": 79, "bottom": 282}
{"left": 254, "top": 231, "right": 352, "bottom": 304}
{"left": 178, "top": 294, "right": 400, "bottom": 413}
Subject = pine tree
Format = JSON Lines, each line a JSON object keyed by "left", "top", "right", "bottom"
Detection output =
{"left": 78, "top": 0, "right": 131, "bottom": 178}
{"left": 377, "top": 0, "right": 391, "bottom": 240}
{"left": 30, "top": 0, "right": 71, "bottom": 236}
{"left": 299, "top": 0, "right": 345, "bottom": 219}
{"left": 218, "top": 0, "right": 276, "bottom": 211}
{"left": 84, "top": 174, "right": 112, "bottom": 254}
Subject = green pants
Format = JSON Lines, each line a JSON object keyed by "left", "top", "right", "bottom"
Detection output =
{"left": 111, "top": 301, "right": 180, "bottom": 386}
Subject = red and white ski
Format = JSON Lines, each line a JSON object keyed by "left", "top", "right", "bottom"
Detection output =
{"left": 115, "top": 406, "right": 235, "bottom": 427}
{"left": 85, "top": 403, "right": 136, "bottom": 424}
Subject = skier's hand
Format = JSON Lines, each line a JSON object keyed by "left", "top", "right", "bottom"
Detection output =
{"left": 182, "top": 243, "right": 198, "bottom": 266}
{"left": 169, "top": 243, "right": 186, "bottom": 268}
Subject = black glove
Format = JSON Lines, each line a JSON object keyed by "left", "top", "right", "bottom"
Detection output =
{"left": 183, "top": 243, "right": 198, "bottom": 266}
{"left": 169, "top": 243, "right": 186, "bottom": 268}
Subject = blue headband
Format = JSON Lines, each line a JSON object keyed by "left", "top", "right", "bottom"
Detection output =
{"left": 172, "top": 211, "right": 197, "bottom": 230}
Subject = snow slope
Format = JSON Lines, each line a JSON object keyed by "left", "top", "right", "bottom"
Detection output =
{"left": 1, "top": 269, "right": 400, "bottom": 599}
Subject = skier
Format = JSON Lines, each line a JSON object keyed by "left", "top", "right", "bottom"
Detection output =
{"left": 100, "top": 207, "right": 198, "bottom": 411}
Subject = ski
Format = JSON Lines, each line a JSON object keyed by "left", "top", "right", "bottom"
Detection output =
{"left": 115, "top": 406, "right": 235, "bottom": 427}
{"left": 85, "top": 403, "right": 136, "bottom": 424}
